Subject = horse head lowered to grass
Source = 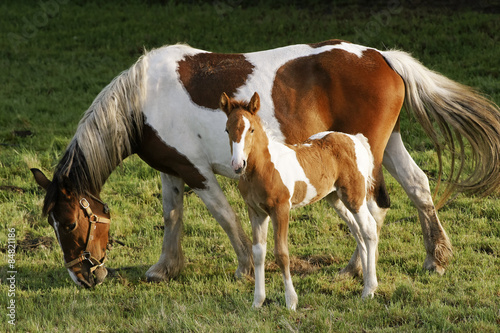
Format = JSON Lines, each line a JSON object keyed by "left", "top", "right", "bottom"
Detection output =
{"left": 221, "top": 92, "right": 379, "bottom": 309}
{"left": 32, "top": 40, "right": 500, "bottom": 288}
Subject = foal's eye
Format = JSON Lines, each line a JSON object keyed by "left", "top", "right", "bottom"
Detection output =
{"left": 251, "top": 129, "right": 255, "bottom": 133}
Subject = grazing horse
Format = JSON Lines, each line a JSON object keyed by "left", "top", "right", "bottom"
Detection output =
{"left": 31, "top": 39, "right": 500, "bottom": 288}
{"left": 221, "top": 92, "right": 379, "bottom": 309}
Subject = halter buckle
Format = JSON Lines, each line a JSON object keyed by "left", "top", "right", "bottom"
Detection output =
{"left": 83, "top": 251, "right": 92, "bottom": 261}
{"left": 80, "top": 198, "right": 90, "bottom": 210}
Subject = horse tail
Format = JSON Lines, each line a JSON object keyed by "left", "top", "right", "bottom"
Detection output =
{"left": 381, "top": 49, "right": 500, "bottom": 206}
{"left": 62, "top": 53, "right": 148, "bottom": 194}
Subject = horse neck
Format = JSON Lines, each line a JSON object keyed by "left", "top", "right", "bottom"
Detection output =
{"left": 245, "top": 122, "right": 277, "bottom": 177}
{"left": 55, "top": 137, "right": 120, "bottom": 197}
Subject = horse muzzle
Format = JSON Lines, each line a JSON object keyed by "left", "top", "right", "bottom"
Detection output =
{"left": 69, "top": 262, "right": 108, "bottom": 288}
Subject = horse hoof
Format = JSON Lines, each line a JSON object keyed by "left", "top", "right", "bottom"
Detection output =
{"left": 235, "top": 266, "right": 254, "bottom": 279}
{"left": 424, "top": 256, "right": 446, "bottom": 275}
{"left": 338, "top": 265, "right": 362, "bottom": 278}
{"left": 423, "top": 262, "right": 445, "bottom": 275}
{"left": 145, "top": 266, "right": 177, "bottom": 282}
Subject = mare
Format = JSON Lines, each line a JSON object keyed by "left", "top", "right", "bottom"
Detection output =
{"left": 31, "top": 40, "right": 500, "bottom": 288}
{"left": 221, "top": 92, "right": 379, "bottom": 309}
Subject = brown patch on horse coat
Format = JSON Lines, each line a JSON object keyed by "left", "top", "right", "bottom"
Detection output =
{"left": 178, "top": 53, "right": 254, "bottom": 109}
{"left": 137, "top": 124, "right": 207, "bottom": 189}
{"left": 308, "top": 39, "right": 346, "bottom": 48}
{"left": 291, "top": 181, "right": 307, "bottom": 205}
{"left": 271, "top": 47, "right": 404, "bottom": 167}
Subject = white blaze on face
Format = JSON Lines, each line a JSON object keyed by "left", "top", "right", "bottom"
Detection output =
{"left": 231, "top": 116, "right": 251, "bottom": 173}
{"left": 50, "top": 212, "right": 84, "bottom": 287}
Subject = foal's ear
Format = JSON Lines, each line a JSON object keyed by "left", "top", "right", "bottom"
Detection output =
{"left": 220, "top": 92, "right": 232, "bottom": 115}
{"left": 31, "top": 168, "right": 51, "bottom": 190}
{"left": 249, "top": 92, "right": 260, "bottom": 115}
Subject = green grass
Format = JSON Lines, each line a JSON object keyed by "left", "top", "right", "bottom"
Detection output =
{"left": 1, "top": 1, "right": 499, "bottom": 332}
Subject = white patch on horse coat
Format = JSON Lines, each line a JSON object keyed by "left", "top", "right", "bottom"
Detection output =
{"left": 231, "top": 116, "right": 251, "bottom": 172}
{"left": 252, "top": 243, "right": 267, "bottom": 307}
{"left": 68, "top": 269, "right": 83, "bottom": 287}
{"left": 143, "top": 46, "right": 235, "bottom": 179}
{"left": 351, "top": 133, "right": 375, "bottom": 190}
{"left": 307, "top": 131, "right": 333, "bottom": 141}
{"left": 267, "top": 140, "right": 318, "bottom": 207}
{"left": 330, "top": 42, "right": 370, "bottom": 58}
{"left": 50, "top": 212, "right": 63, "bottom": 250}
{"left": 51, "top": 212, "right": 85, "bottom": 287}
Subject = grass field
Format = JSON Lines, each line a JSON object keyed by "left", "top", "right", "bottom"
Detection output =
{"left": 1, "top": 1, "right": 499, "bottom": 332}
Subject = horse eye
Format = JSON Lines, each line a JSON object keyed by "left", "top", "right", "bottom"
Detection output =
{"left": 65, "top": 222, "right": 77, "bottom": 232}
{"left": 251, "top": 129, "right": 255, "bottom": 133}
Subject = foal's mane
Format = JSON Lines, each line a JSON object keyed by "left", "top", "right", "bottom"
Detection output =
{"left": 43, "top": 53, "right": 148, "bottom": 214}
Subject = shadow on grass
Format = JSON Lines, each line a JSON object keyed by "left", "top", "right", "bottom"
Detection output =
{"left": 0, "top": 263, "right": 154, "bottom": 291}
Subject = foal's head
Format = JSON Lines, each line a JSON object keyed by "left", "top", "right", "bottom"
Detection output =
{"left": 220, "top": 92, "right": 262, "bottom": 175}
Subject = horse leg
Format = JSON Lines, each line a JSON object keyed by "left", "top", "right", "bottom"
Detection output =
{"left": 383, "top": 132, "right": 452, "bottom": 274}
{"left": 270, "top": 205, "right": 298, "bottom": 310}
{"left": 193, "top": 174, "right": 253, "bottom": 278}
{"left": 326, "top": 193, "right": 379, "bottom": 298}
{"left": 146, "top": 173, "right": 186, "bottom": 282}
{"left": 248, "top": 206, "right": 270, "bottom": 308}
{"left": 340, "top": 170, "right": 389, "bottom": 278}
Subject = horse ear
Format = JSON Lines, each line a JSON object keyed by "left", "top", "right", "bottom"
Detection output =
{"left": 59, "top": 175, "right": 76, "bottom": 200}
{"left": 31, "top": 168, "right": 51, "bottom": 190}
{"left": 249, "top": 92, "right": 260, "bottom": 115}
{"left": 220, "top": 92, "right": 232, "bottom": 115}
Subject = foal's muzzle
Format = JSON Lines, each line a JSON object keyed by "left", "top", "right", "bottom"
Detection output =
{"left": 233, "top": 160, "right": 246, "bottom": 174}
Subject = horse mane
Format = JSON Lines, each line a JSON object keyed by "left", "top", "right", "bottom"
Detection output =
{"left": 43, "top": 52, "right": 148, "bottom": 214}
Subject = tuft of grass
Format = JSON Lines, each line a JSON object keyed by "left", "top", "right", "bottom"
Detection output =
{"left": 1, "top": 1, "right": 499, "bottom": 332}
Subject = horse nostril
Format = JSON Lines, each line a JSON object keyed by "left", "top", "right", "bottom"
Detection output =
{"left": 243, "top": 160, "right": 246, "bottom": 168}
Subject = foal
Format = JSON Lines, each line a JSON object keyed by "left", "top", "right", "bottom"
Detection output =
{"left": 220, "top": 92, "right": 379, "bottom": 310}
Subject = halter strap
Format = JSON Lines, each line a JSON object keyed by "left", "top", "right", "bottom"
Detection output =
{"left": 64, "top": 197, "right": 110, "bottom": 271}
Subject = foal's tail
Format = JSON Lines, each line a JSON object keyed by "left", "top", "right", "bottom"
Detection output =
{"left": 382, "top": 50, "right": 500, "bottom": 205}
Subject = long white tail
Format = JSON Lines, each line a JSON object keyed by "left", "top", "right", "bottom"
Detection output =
{"left": 382, "top": 50, "right": 500, "bottom": 203}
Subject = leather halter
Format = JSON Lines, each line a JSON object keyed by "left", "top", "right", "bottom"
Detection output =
{"left": 64, "top": 196, "right": 110, "bottom": 272}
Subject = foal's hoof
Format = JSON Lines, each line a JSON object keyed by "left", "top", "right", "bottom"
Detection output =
{"left": 361, "top": 291, "right": 375, "bottom": 300}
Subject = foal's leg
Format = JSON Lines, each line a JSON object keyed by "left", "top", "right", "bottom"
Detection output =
{"left": 193, "top": 173, "right": 253, "bottom": 278}
{"left": 383, "top": 132, "right": 452, "bottom": 274}
{"left": 270, "top": 204, "right": 298, "bottom": 310}
{"left": 340, "top": 197, "right": 388, "bottom": 278}
{"left": 340, "top": 170, "right": 389, "bottom": 278}
{"left": 248, "top": 206, "right": 270, "bottom": 308}
{"left": 326, "top": 193, "right": 379, "bottom": 298}
{"left": 146, "top": 173, "right": 186, "bottom": 281}
{"left": 352, "top": 203, "right": 379, "bottom": 298}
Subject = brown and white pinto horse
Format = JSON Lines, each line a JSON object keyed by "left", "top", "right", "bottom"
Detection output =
{"left": 221, "top": 92, "right": 379, "bottom": 309}
{"left": 32, "top": 39, "right": 500, "bottom": 288}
